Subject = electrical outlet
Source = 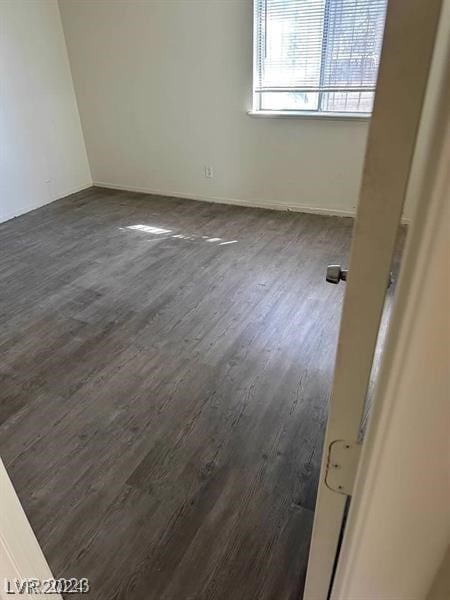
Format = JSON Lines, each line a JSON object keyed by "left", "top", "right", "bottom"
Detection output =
{"left": 204, "top": 166, "right": 214, "bottom": 179}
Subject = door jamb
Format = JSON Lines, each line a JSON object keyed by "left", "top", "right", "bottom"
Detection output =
{"left": 0, "top": 460, "right": 62, "bottom": 600}
{"left": 303, "top": 1, "right": 444, "bottom": 598}
{"left": 330, "top": 8, "right": 450, "bottom": 595}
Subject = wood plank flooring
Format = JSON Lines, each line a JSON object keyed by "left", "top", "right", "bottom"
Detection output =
{"left": 0, "top": 188, "right": 353, "bottom": 599}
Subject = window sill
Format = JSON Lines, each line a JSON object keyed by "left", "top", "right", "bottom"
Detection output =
{"left": 247, "top": 110, "right": 371, "bottom": 121}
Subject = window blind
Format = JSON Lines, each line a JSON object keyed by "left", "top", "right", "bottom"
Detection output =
{"left": 254, "top": 0, "right": 388, "bottom": 114}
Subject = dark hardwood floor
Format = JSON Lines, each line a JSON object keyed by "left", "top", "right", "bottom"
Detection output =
{"left": 0, "top": 188, "right": 353, "bottom": 599}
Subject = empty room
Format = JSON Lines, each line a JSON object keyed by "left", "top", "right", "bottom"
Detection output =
{"left": 0, "top": 1, "right": 448, "bottom": 599}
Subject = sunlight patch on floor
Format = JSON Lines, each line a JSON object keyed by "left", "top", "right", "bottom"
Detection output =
{"left": 122, "top": 224, "right": 238, "bottom": 247}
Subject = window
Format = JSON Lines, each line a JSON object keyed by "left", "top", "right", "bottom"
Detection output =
{"left": 253, "top": 0, "right": 388, "bottom": 116}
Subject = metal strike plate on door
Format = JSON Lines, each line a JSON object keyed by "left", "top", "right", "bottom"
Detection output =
{"left": 325, "top": 440, "right": 361, "bottom": 496}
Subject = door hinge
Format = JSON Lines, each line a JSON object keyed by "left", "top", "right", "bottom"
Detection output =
{"left": 325, "top": 440, "right": 361, "bottom": 496}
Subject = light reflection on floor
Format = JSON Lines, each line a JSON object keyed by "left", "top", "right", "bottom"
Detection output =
{"left": 122, "top": 224, "right": 238, "bottom": 246}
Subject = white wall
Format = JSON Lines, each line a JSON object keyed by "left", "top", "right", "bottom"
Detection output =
{"left": 0, "top": 0, "right": 91, "bottom": 224}
{"left": 59, "top": 0, "right": 371, "bottom": 217}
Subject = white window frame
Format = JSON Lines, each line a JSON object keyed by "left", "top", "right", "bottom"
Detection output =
{"left": 250, "top": 0, "right": 386, "bottom": 120}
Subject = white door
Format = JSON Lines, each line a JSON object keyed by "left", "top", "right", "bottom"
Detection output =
{"left": 303, "top": 1, "right": 444, "bottom": 598}
{"left": 0, "top": 460, "right": 62, "bottom": 600}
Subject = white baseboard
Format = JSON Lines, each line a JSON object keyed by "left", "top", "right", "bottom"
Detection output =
{"left": 0, "top": 182, "right": 92, "bottom": 224}
{"left": 92, "top": 181, "right": 357, "bottom": 219}
{"left": 1, "top": 181, "right": 410, "bottom": 225}
{"left": 59, "top": 181, "right": 93, "bottom": 199}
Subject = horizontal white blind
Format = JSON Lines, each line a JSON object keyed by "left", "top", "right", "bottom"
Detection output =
{"left": 254, "top": 0, "right": 388, "bottom": 113}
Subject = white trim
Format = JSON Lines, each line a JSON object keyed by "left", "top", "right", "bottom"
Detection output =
{"left": 93, "top": 182, "right": 412, "bottom": 224}
{"left": 247, "top": 110, "right": 371, "bottom": 121}
{"left": 331, "top": 6, "right": 450, "bottom": 595}
{"left": 334, "top": 131, "right": 449, "bottom": 598}
{"left": 0, "top": 183, "right": 92, "bottom": 224}
{"left": 0, "top": 181, "right": 411, "bottom": 225}
{"left": 0, "top": 460, "right": 62, "bottom": 600}
{"left": 303, "top": 0, "right": 442, "bottom": 595}
{"left": 93, "top": 181, "right": 356, "bottom": 218}
{"left": 58, "top": 182, "right": 92, "bottom": 199}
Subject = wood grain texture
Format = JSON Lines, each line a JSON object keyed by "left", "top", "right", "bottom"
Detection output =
{"left": 0, "top": 187, "right": 353, "bottom": 599}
